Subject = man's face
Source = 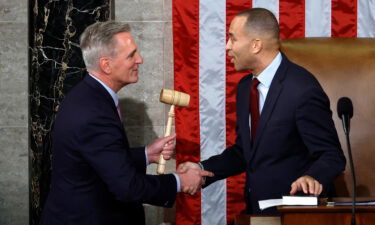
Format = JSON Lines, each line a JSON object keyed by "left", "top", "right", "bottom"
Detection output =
{"left": 226, "top": 16, "right": 253, "bottom": 71}
{"left": 110, "top": 32, "right": 143, "bottom": 87}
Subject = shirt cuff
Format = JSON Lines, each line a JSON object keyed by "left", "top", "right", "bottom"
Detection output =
{"left": 173, "top": 173, "right": 181, "bottom": 192}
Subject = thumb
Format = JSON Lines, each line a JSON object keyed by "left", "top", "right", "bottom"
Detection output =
{"left": 163, "top": 133, "right": 176, "bottom": 142}
{"left": 177, "top": 164, "right": 188, "bottom": 173}
{"left": 200, "top": 170, "right": 214, "bottom": 177}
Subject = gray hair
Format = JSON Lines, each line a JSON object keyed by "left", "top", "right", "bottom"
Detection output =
{"left": 79, "top": 21, "right": 131, "bottom": 71}
{"left": 237, "top": 8, "right": 280, "bottom": 40}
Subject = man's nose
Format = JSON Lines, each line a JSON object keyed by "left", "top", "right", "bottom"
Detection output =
{"left": 136, "top": 52, "right": 143, "bottom": 64}
{"left": 225, "top": 40, "right": 232, "bottom": 50}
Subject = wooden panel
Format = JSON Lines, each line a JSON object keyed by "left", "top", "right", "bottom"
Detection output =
{"left": 279, "top": 206, "right": 375, "bottom": 225}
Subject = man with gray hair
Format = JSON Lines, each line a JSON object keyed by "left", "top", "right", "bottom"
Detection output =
{"left": 40, "top": 21, "right": 212, "bottom": 225}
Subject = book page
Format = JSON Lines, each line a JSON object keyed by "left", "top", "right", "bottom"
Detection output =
{"left": 258, "top": 199, "right": 283, "bottom": 210}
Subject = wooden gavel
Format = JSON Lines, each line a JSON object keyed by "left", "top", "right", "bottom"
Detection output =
{"left": 157, "top": 88, "right": 190, "bottom": 174}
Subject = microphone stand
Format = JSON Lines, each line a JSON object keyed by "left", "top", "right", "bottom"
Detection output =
{"left": 342, "top": 115, "right": 356, "bottom": 225}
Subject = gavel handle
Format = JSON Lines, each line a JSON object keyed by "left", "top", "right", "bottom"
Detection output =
{"left": 157, "top": 105, "right": 175, "bottom": 174}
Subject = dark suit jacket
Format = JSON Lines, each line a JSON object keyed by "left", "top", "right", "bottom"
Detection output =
{"left": 40, "top": 75, "right": 177, "bottom": 225}
{"left": 201, "top": 54, "right": 346, "bottom": 214}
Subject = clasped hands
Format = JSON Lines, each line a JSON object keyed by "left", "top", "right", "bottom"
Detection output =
{"left": 146, "top": 135, "right": 214, "bottom": 195}
{"left": 177, "top": 162, "right": 213, "bottom": 195}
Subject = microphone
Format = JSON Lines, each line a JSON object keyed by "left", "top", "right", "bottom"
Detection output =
{"left": 337, "top": 97, "right": 356, "bottom": 225}
{"left": 337, "top": 97, "right": 353, "bottom": 135}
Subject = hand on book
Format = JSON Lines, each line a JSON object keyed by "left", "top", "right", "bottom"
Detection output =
{"left": 290, "top": 175, "right": 322, "bottom": 196}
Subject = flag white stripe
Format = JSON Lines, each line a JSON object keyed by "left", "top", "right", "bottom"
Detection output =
{"left": 199, "top": 0, "right": 227, "bottom": 224}
{"left": 305, "top": 0, "right": 331, "bottom": 37}
{"left": 252, "top": 0, "right": 280, "bottom": 21}
{"left": 357, "top": 0, "right": 375, "bottom": 37}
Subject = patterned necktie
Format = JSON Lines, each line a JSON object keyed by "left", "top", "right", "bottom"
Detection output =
{"left": 250, "top": 78, "right": 260, "bottom": 140}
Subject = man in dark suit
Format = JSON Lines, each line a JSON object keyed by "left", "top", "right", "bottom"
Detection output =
{"left": 40, "top": 21, "right": 212, "bottom": 225}
{"left": 178, "top": 8, "right": 346, "bottom": 214}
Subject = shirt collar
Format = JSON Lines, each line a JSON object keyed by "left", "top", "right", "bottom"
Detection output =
{"left": 88, "top": 74, "right": 119, "bottom": 106}
{"left": 255, "top": 52, "right": 282, "bottom": 87}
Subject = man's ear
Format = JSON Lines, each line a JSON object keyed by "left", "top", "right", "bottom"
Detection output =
{"left": 251, "top": 38, "right": 263, "bottom": 54}
{"left": 99, "top": 57, "right": 111, "bottom": 74}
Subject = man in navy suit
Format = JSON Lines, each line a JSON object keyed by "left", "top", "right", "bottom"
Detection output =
{"left": 40, "top": 21, "right": 213, "bottom": 225}
{"left": 178, "top": 8, "right": 346, "bottom": 214}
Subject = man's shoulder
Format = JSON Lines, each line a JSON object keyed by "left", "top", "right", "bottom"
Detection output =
{"left": 282, "top": 58, "right": 320, "bottom": 87}
{"left": 57, "top": 79, "right": 112, "bottom": 122}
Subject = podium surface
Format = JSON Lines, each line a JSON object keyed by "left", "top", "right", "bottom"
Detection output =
{"left": 235, "top": 206, "right": 375, "bottom": 225}
{"left": 278, "top": 205, "right": 375, "bottom": 225}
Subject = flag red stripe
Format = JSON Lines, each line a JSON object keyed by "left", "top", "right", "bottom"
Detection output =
{"left": 173, "top": 0, "right": 201, "bottom": 224}
{"left": 279, "top": 0, "right": 306, "bottom": 38}
{"left": 331, "top": 0, "right": 357, "bottom": 37}
{"left": 225, "top": 0, "right": 251, "bottom": 224}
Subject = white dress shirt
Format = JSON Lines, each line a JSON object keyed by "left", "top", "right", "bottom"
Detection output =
{"left": 250, "top": 52, "right": 282, "bottom": 128}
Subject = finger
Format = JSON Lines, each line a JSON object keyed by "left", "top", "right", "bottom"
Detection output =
{"left": 177, "top": 164, "right": 187, "bottom": 173}
{"left": 290, "top": 182, "right": 297, "bottom": 195}
{"left": 313, "top": 180, "right": 320, "bottom": 195}
{"left": 162, "top": 145, "right": 174, "bottom": 152}
{"left": 300, "top": 180, "right": 308, "bottom": 194}
{"left": 318, "top": 184, "right": 323, "bottom": 195}
{"left": 164, "top": 140, "right": 174, "bottom": 147}
{"left": 186, "top": 186, "right": 194, "bottom": 194}
{"left": 200, "top": 170, "right": 214, "bottom": 177}
{"left": 164, "top": 134, "right": 177, "bottom": 142}
{"left": 182, "top": 186, "right": 189, "bottom": 193}
{"left": 161, "top": 150, "right": 173, "bottom": 160}
{"left": 307, "top": 178, "right": 315, "bottom": 195}
{"left": 162, "top": 155, "right": 171, "bottom": 160}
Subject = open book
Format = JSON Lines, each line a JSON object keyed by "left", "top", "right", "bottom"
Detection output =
{"left": 259, "top": 195, "right": 318, "bottom": 210}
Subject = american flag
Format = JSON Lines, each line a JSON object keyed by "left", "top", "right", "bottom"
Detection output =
{"left": 173, "top": 0, "right": 375, "bottom": 224}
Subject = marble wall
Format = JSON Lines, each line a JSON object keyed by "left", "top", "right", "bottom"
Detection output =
{"left": 0, "top": 0, "right": 28, "bottom": 225}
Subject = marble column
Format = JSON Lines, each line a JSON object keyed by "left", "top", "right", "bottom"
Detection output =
{"left": 29, "top": 0, "right": 111, "bottom": 224}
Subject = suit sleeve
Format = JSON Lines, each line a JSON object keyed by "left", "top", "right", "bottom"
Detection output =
{"left": 295, "top": 84, "right": 346, "bottom": 188}
{"left": 201, "top": 141, "right": 247, "bottom": 187}
{"left": 201, "top": 75, "right": 250, "bottom": 186}
{"left": 78, "top": 112, "right": 177, "bottom": 207}
{"left": 128, "top": 146, "right": 147, "bottom": 173}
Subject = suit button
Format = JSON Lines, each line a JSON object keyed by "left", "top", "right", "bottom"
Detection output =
{"left": 248, "top": 188, "right": 251, "bottom": 193}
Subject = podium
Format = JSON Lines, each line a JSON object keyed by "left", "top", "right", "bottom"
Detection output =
{"left": 235, "top": 206, "right": 375, "bottom": 225}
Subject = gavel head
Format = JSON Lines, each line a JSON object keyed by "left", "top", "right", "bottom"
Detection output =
{"left": 160, "top": 89, "right": 190, "bottom": 107}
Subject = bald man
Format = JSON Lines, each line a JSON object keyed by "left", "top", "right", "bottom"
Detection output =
{"left": 178, "top": 8, "right": 345, "bottom": 214}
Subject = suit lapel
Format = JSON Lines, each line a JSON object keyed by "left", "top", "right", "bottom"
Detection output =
{"left": 249, "top": 54, "right": 289, "bottom": 161}
{"left": 83, "top": 74, "right": 130, "bottom": 148}
{"left": 83, "top": 74, "right": 125, "bottom": 126}
{"left": 237, "top": 74, "right": 252, "bottom": 162}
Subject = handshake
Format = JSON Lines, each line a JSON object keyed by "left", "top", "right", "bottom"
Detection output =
{"left": 176, "top": 162, "right": 214, "bottom": 195}
{"left": 147, "top": 135, "right": 213, "bottom": 195}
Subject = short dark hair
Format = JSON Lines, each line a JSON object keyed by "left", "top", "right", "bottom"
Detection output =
{"left": 237, "top": 8, "right": 279, "bottom": 39}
